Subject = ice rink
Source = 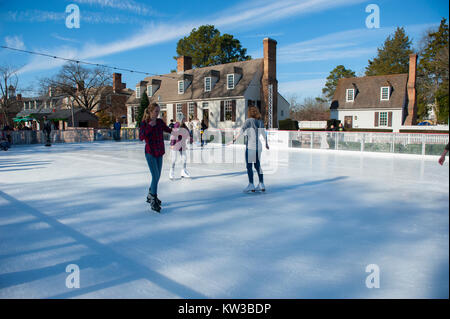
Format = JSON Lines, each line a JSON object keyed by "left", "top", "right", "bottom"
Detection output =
{"left": 0, "top": 141, "right": 448, "bottom": 298}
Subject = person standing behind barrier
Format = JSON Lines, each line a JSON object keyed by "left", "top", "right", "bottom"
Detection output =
{"left": 113, "top": 118, "right": 121, "bottom": 141}
{"left": 438, "top": 143, "right": 449, "bottom": 165}
{"left": 169, "top": 113, "right": 191, "bottom": 179}
{"left": 200, "top": 119, "right": 208, "bottom": 147}
{"left": 230, "top": 106, "right": 269, "bottom": 193}
{"left": 43, "top": 116, "right": 52, "bottom": 146}
{"left": 139, "top": 103, "right": 172, "bottom": 213}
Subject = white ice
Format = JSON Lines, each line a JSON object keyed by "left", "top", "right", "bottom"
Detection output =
{"left": 0, "top": 141, "right": 448, "bottom": 298}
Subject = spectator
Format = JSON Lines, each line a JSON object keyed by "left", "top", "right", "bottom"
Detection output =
{"left": 438, "top": 143, "right": 449, "bottom": 166}
{"left": 43, "top": 116, "right": 52, "bottom": 146}
{"left": 113, "top": 118, "right": 121, "bottom": 141}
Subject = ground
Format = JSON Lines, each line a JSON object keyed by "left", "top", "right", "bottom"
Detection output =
{"left": 0, "top": 141, "right": 448, "bottom": 298}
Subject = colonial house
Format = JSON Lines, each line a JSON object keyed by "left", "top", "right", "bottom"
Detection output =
{"left": 330, "top": 54, "right": 418, "bottom": 132}
{"left": 0, "top": 85, "right": 23, "bottom": 127}
{"left": 126, "top": 38, "right": 290, "bottom": 129}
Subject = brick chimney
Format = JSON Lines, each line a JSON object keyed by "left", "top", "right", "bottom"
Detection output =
{"left": 404, "top": 53, "right": 418, "bottom": 125}
{"left": 261, "top": 38, "right": 278, "bottom": 128}
{"left": 17, "top": 94, "right": 22, "bottom": 101}
{"left": 177, "top": 56, "right": 192, "bottom": 73}
{"left": 113, "top": 73, "right": 123, "bottom": 93}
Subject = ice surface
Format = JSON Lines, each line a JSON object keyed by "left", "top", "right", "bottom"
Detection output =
{"left": 0, "top": 141, "right": 448, "bottom": 298}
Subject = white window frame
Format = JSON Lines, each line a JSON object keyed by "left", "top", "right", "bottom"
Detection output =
{"left": 346, "top": 89, "right": 355, "bottom": 102}
{"left": 380, "top": 86, "right": 390, "bottom": 101}
{"left": 379, "top": 111, "right": 388, "bottom": 126}
{"left": 176, "top": 103, "right": 183, "bottom": 116}
{"left": 147, "top": 85, "right": 153, "bottom": 97}
{"left": 188, "top": 102, "right": 195, "bottom": 120}
{"left": 204, "top": 77, "right": 211, "bottom": 92}
{"left": 178, "top": 81, "right": 184, "bottom": 94}
{"left": 227, "top": 74, "right": 235, "bottom": 90}
{"left": 224, "top": 100, "right": 233, "bottom": 121}
{"left": 136, "top": 87, "right": 141, "bottom": 98}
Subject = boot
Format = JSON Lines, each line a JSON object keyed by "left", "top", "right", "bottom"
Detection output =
{"left": 243, "top": 183, "right": 255, "bottom": 193}
{"left": 255, "top": 182, "right": 266, "bottom": 192}
{"left": 147, "top": 190, "right": 161, "bottom": 206}
{"left": 181, "top": 168, "right": 191, "bottom": 178}
{"left": 147, "top": 193, "right": 161, "bottom": 213}
{"left": 169, "top": 168, "right": 175, "bottom": 180}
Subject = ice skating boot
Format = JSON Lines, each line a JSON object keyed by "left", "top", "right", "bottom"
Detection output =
{"left": 169, "top": 168, "right": 175, "bottom": 180}
{"left": 255, "top": 182, "right": 266, "bottom": 192}
{"left": 147, "top": 191, "right": 161, "bottom": 206}
{"left": 243, "top": 183, "right": 255, "bottom": 193}
{"left": 147, "top": 193, "right": 161, "bottom": 213}
{"left": 181, "top": 169, "right": 191, "bottom": 178}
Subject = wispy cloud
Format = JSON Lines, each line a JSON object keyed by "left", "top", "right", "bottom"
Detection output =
{"left": 4, "top": 35, "right": 26, "bottom": 50}
{"left": 71, "top": 0, "right": 161, "bottom": 17}
{"left": 50, "top": 33, "right": 81, "bottom": 44}
{"left": 279, "top": 78, "right": 327, "bottom": 99}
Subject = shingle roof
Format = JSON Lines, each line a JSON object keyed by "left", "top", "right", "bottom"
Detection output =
{"left": 128, "top": 59, "right": 263, "bottom": 105}
{"left": 331, "top": 73, "right": 408, "bottom": 110}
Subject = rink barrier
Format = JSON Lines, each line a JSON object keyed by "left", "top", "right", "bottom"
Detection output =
{"left": 7, "top": 128, "right": 449, "bottom": 156}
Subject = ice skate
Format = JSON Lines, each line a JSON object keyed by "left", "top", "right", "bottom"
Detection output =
{"left": 255, "top": 182, "right": 266, "bottom": 192}
{"left": 147, "top": 190, "right": 161, "bottom": 206}
{"left": 169, "top": 168, "right": 175, "bottom": 180}
{"left": 181, "top": 169, "right": 191, "bottom": 178}
{"left": 243, "top": 183, "right": 255, "bottom": 193}
{"left": 147, "top": 193, "right": 161, "bottom": 213}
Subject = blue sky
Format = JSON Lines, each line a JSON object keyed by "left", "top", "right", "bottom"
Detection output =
{"left": 0, "top": 0, "right": 448, "bottom": 101}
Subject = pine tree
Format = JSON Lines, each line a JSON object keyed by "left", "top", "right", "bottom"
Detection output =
{"left": 365, "top": 27, "right": 414, "bottom": 76}
{"left": 322, "top": 65, "right": 356, "bottom": 101}
{"left": 136, "top": 92, "right": 149, "bottom": 127}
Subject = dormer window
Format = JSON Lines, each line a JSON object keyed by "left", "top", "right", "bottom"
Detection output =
{"left": 205, "top": 77, "right": 212, "bottom": 92}
{"left": 227, "top": 74, "right": 235, "bottom": 90}
{"left": 136, "top": 87, "right": 141, "bottom": 98}
{"left": 147, "top": 85, "right": 153, "bottom": 97}
{"left": 381, "top": 86, "right": 390, "bottom": 101}
{"left": 346, "top": 89, "right": 355, "bottom": 102}
{"left": 178, "top": 81, "right": 184, "bottom": 94}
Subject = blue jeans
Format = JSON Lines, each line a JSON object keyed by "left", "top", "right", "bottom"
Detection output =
{"left": 145, "top": 153, "right": 163, "bottom": 195}
{"left": 245, "top": 148, "right": 263, "bottom": 184}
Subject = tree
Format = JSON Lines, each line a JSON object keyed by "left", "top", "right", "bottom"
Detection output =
{"left": 322, "top": 65, "right": 356, "bottom": 101}
{"left": 175, "top": 25, "right": 251, "bottom": 68}
{"left": 135, "top": 92, "right": 149, "bottom": 127}
{"left": 417, "top": 18, "right": 449, "bottom": 123}
{"left": 365, "top": 27, "right": 414, "bottom": 76}
{"left": 290, "top": 96, "right": 330, "bottom": 121}
{"left": 0, "top": 64, "right": 21, "bottom": 127}
{"left": 41, "top": 62, "right": 111, "bottom": 113}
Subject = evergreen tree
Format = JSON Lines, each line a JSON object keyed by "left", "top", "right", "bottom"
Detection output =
{"left": 417, "top": 18, "right": 449, "bottom": 123}
{"left": 136, "top": 92, "right": 149, "bottom": 127}
{"left": 322, "top": 65, "right": 356, "bottom": 101}
{"left": 175, "top": 25, "right": 251, "bottom": 68}
{"left": 365, "top": 27, "right": 414, "bottom": 76}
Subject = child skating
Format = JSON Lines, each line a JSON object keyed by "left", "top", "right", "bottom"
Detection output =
{"left": 231, "top": 106, "right": 269, "bottom": 193}
{"left": 169, "top": 113, "right": 191, "bottom": 179}
{"left": 139, "top": 103, "right": 172, "bottom": 213}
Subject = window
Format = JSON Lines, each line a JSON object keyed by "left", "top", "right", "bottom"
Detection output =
{"left": 205, "top": 77, "right": 211, "bottom": 92}
{"left": 176, "top": 103, "right": 183, "bottom": 117}
{"left": 202, "top": 102, "right": 209, "bottom": 109}
{"left": 381, "top": 87, "right": 390, "bottom": 101}
{"left": 227, "top": 74, "right": 234, "bottom": 90}
{"left": 188, "top": 102, "right": 195, "bottom": 120}
{"left": 136, "top": 87, "right": 141, "bottom": 98}
{"left": 379, "top": 112, "right": 388, "bottom": 126}
{"left": 132, "top": 106, "right": 139, "bottom": 123}
{"left": 225, "top": 100, "right": 233, "bottom": 121}
{"left": 178, "top": 81, "right": 184, "bottom": 94}
{"left": 281, "top": 110, "right": 284, "bottom": 117}
{"left": 346, "top": 89, "right": 355, "bottom": 102}
{"left": 147, "top": 85, "right": 153, "bottom": 97}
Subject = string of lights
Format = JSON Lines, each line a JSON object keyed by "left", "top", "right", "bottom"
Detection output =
{"left": 0, "top": 45, "right": 179, "bottom": 80}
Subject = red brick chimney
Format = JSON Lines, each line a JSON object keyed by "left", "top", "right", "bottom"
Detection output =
{"left": 17, "top": 94, "right": 22, "bottom": 101}
{"left": 177, "top": 56, "right": 192, "bottom": 73}
{"left": 113, "top": 73, "right": 122, "bottom": 93}
{"left": 261, "top": 38, "right": 278, "bottom": 128}
{"left": 404, "top": 53, "right": 418, "bottom": 125}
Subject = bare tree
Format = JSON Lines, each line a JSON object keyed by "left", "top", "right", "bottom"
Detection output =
{"left": 0, "top": 64, "right": 21, "bottom": 126}
{"left": 290, "top": 96, "right": 330, "bottom": 121}
{"left": 41, "top": 62, "right": 112, "bottom": 113}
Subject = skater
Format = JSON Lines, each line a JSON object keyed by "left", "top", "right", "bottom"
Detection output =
{"left": 139, "top": 102, "right": 172, "bottom": 213}
{"left": 438, "top": 143, "right": 449, "bottom": 165}
{"left": 0, "top": 130, "right": 10, "bottom": 151}
{"left": 113, "top": 118, "right": 121, "bottom": 141}
{"left": 231, "top": 106, "right": 269, "bottom": 193}
{"left": 168, "top": 119, "right": 175, "bottom": 129}
{"left": 200, "top": 119, "right": 208, "bottom": 147}
{"left": 42, "top": 116, "right": 52, "bottom": 146}
{"left": 169, "top": 113, "right": 191, "bottom": 179}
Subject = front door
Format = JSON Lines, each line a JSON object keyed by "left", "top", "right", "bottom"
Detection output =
{"left": 344, "top": 116, "right": 353, "bottom": 129}
{"left": 202, "top": 108, "right": 209, "bottom": 126}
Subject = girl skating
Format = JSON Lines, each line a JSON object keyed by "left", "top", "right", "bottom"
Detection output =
{"left": 231, "top": 106, "right": 269, "bottom": 193}
{"left": 139, "top": 103, "right": 172, "bottom": 213}
{"left": 169, "top": 113, "right": 191, "bottom": 179}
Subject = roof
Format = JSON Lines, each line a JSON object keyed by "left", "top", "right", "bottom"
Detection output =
{"left": 331, "top": 73, "right": 409, "bottom": 110}
{"left": 127, "top": 59, "right": 263, "bottom": 105}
